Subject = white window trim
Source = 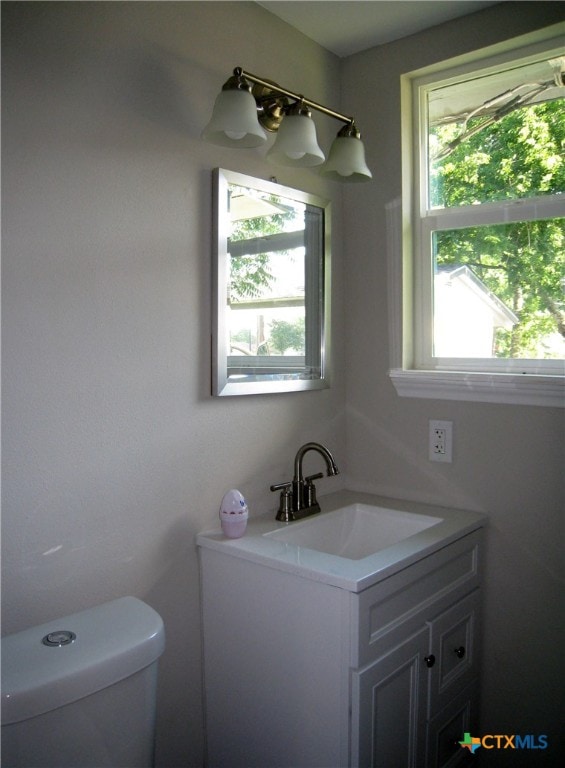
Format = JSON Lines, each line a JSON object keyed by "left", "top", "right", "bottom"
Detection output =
{"left": 390, "top": 25, "right": 565, "bottom": 408}
{"left": 389, "top": 369, "right": 565, "bottom": 408}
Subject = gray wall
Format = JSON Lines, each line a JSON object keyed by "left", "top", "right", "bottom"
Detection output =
{"left": 2, "top": 3, "right": 345, "bottom": 766}
{"left": 341, "top": 3, "right": 564, "bottom": 765}
{"left": 2, "top": 2, "right": 563, "bottom": 767}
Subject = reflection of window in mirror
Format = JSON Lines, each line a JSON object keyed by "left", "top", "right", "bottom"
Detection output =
{"left": 212, "top": 169, "right": 330, "bottom": 396}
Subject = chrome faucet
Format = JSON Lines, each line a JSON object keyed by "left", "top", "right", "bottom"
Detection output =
{"left": 270, "top": 442, "right": 339, "bottom": 522}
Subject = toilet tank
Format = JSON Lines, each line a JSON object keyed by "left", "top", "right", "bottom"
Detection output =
{"left": 1, "top": 596, "right": 165, "bottom": 768}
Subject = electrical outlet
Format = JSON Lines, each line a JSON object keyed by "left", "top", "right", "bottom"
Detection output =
{"left": 429, "top": 420, "right": 453, "bottom": 463}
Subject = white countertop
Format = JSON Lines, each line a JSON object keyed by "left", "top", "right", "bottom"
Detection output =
{"left": 196, "top": 490, "right": 487, "bottom": 592}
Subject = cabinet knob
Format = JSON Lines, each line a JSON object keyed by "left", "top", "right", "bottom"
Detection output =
{"left": 424, "top": 654, "right": 436, "bottom": 668}
{"left": 454, "top": 646, "right": 466, "bottom": 659}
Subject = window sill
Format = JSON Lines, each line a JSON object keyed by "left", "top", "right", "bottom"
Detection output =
{"left": 389, "top": 369, "right": 565, "bottom": 408}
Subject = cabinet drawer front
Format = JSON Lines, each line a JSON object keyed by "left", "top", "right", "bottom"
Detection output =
{"left": 354, "top": 532, "right": 482, "bottom": 667}
{"left": 427, "top": 679, "right": 479, "bottom": 768}
{"left": 428, "top": 590, "right": 481, "bottom": 715}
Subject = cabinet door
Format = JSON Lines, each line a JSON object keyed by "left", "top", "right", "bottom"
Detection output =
{"left": 351, "top": 626, "right": 429, "bottom": 768}
{"left": 428, "top": 590, "right": 480, "bottom": 716}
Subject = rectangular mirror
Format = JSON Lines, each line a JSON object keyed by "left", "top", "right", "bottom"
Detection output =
{"left": 212, "top": 169, "right": 331, "bottom": 396}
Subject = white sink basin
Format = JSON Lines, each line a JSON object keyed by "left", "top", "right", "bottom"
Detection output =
{"left": 264, "top": 503, "right": 443, "bottom": 560}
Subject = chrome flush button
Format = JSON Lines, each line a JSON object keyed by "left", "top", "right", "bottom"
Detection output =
{"left": 42, "top": 630, "right": 76, "bottom": 647}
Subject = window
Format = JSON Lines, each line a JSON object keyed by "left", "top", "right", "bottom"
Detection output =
{"left": 392, "top": 28, "right": 565, "bottom": 406}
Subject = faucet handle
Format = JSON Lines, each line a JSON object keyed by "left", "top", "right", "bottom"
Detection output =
{"left": 305, "top": 472, "right": 324, "bottom": 483}
{"left": 271, "top": 481, "right": 294, "bottom": 522}
{"left": 270, "top": 481, "right": 292, "bottom": 492}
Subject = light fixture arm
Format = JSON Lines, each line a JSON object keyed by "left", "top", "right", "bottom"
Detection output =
{"left": 233, "top": 67, "right": 355, "bottom": 128}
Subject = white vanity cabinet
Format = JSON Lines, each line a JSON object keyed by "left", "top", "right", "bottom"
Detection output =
{"left": 350, "top": 534, "right": 481, "bottom": 768}
{"left": 198, "top": 494, "right": 484, "bottom": 768}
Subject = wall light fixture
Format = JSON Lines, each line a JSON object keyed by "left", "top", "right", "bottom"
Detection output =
{"left": 202, "top": 67, "right": 372, "bottom": 182}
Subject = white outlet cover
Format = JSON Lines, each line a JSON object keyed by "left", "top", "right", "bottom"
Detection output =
{"left": 429, "top": 419, "right": 453, "bottom": 463}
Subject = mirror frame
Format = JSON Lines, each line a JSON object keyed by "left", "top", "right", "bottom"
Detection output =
{"left": 212, "top": 168, "right": 331, "bottom": 396}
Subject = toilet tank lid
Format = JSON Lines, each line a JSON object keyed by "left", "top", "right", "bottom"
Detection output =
{"left": 1, "top": 596, "right": 165, "bottom": 725}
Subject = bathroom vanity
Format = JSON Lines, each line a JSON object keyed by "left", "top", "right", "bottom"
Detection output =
{"left": 197, "top": 490, "right": 485, "bottom": 767}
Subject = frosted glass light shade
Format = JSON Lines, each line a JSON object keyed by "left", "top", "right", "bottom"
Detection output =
{"left": 320, "top": 135, "right": 372, "bottom": 182}
{"left": 202, "top": 89, "right": 266, "bottom": 148}
{"left": 267, "top": 114, "right": 325, "bottom": 167}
